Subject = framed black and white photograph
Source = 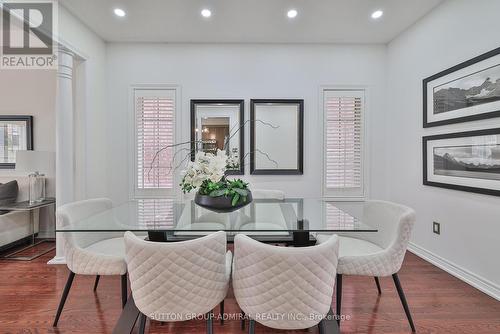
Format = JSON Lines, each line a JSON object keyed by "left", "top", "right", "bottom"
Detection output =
{"left": 0, "top": 115, "right": 33, "bottom": 169}
{"left": 190, "top": 99, "right": 244, "bottom": 175}
{"left": 423, "top": 47, "right": 500, "bottom": 127}
{"left": 423, "top": 128, "right": 500, "bottom": 196}
{"left": 250, "top": 99, "right": 304, "bottom": 175}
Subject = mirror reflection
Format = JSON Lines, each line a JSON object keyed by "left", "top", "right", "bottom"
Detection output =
{"left": 191, "top": 100, "right": 244, "bottom": 174}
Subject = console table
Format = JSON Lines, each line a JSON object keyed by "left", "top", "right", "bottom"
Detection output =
{"left": 0, "top": 198, "right": 56, "bottom": 261}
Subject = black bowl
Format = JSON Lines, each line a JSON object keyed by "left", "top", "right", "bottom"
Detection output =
{"left": 194, "top": 191, "right": 253, "bottom": 213}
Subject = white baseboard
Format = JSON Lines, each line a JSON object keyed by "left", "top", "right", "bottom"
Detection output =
{"left": 408, "top": 242, "right": 500, "bottom": 301}
{"left": 47, "top": 256, "right": 66, "bottom": 265}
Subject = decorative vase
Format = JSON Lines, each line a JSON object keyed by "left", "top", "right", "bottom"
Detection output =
{"left": 194, "top": 191, "right": 253, "bottom": 212}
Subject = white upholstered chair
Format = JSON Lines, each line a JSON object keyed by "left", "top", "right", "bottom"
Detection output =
{"left": 53, "top": 198, "right": 127, "bottom": 327}
{"left": 316, "top": 200, "right": 416, "bottom": 332}
{"left": 233, "top": 234, "right": 339, "bottom": 333}
{"left": 124, "top": 231, "right": 232, "bottom": 334}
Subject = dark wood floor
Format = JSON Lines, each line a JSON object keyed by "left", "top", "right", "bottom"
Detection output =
{"left": 0, "top": 250, "right": 499, "bottom": 333}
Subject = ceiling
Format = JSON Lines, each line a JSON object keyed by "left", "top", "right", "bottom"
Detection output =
{"left": 59, "top": 0, "right": 444, "bottom": 44}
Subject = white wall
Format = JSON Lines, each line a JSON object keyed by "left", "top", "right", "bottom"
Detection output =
{"left": 0, "top": 70, "right": 57, "bottom": 163}
{"left": 58, "top": 5, "right": 107, "bottom": 201}
{"left": 105, "top": 43, "right": 388, "bottom": 203}
{"left": 387, "top": 0, "right": 500, "bottom": 297}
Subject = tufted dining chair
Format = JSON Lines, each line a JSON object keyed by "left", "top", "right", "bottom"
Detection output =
{"left": 233, "top": 234, "right": 339, "bottom": 333}
{"left": 316, "top": 200, "right": 416, "bottom": 332}
{"left": 53, "top": 198, "right": 127, "bottom": 327}
{"left": 124, "top": 230, "right": 232, "bottom": 334}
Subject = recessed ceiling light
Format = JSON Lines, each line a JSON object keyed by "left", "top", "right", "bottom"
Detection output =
{"left": 201, "top": 9, "right": 212, "bottom": 18}
{"left": 371, "top": 10, "right": 383, "bottom": 19}
{"left": 287, "top": 9, "right": 298, "bottom": 19}
{"left": 113, "top": 8, "right": 126, "bottom": 17}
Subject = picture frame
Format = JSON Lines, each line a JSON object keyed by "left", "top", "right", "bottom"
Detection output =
{"left": 0, "top": 115, "right": 33, "bottom": 169}
{"left": 423, "top": 128, "right": 500, "bottom": 196}
{"left": 250, "top": 99, "right": 304, "bottom": 175}
{"left": 423, "top": 46, "right": 500, "bottom": 128}
{"left": 190, "top": 99, "right": 245, "bottom": 175}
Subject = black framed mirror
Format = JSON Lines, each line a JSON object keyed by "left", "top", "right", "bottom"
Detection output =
{"left": 190, "top": 100, "right": 245, "bottom": 175}
{"left": 0, "top": 115, "right": 33, "bottom": 169}
{"left": 250, "top": 99, "right": 304, "bottom": 175}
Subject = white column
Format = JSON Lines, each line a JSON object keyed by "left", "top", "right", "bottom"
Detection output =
{"left": 48, "top": 47, "right": 75, "bottom": 264}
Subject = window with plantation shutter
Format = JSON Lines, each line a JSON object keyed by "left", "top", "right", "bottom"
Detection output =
{"left": 137, "top": 199, "right": 174, "bottom": 229}
{"left": 323, "top": 89, "right": 364, "bottom": 198}
{"left": 325, "top": 203, "right": 356, "bottom": 230}
{"left": 134, "top": 88, "right": 176, "bottom": 197}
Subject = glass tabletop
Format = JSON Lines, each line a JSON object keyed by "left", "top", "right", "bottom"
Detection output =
{"left": 56, "top": 198, "right": 377, "bottom": 233}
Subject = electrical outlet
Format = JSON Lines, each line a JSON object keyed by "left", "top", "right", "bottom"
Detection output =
{"left": 433, "top": 221, "right": 440, "bottom": 235}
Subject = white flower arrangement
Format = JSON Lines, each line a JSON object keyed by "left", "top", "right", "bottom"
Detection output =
{"left": 180, "top": 150, "right": 227, "bottom": 193}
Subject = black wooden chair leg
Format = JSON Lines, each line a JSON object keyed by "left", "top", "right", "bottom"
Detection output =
{"left": 248, "top": 319, "right": 255, "bottom": 334}
{"left": 93, "top": 275, "right": 100, "bottom": 291}
{"left": 374, "top": 276, "right": 382, "bottom": 295}
{"left": 392, "top": 273, "right": 416, "bottom": 333}
{"left": 336, "top": 274, "right": 343, "bottom": 326}
{"left": 318, "top": 319, "right": 326, "bottom": 334}
{"left": 220, "top": 300, "right": 225, "bottom": 325}
{"left": 138, "top": 313, "right": 147, "bottom": 334}
{"left": 207, "top": 309, "right": 214, "bottom": 334}
{"left": 121, "top": 274, "right": 127, "bottom": 308}
{"left": 53, "top": 271, "right": 76, "bottom": 327}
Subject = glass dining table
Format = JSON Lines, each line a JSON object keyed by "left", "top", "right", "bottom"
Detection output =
{"left": 57, "top": 198, "right": 377, "bottom": 246}
{"left": 56, "top": 198, "right": 377, "bottom": 334}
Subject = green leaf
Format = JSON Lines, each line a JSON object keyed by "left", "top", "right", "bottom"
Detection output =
{"left": 232, "top": 193, "right": 240, "bottom": 206}
{"left": 209, "top": 189, "right": 226, "bottom": 197}
{"left": 233, "top": 188, "right": 248, "bottom": 196}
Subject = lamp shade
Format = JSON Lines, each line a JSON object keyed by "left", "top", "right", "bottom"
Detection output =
{"left": 15, "top": 151, "right": 55, "bottom": 175}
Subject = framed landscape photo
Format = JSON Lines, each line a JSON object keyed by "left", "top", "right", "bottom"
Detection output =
{"left": 423, "top": 128, "right": 500, "bottom": 196}
{"left": 423, "top": 47, "right": 500, "bottom": 127}
{"left": 0, "top": 116, "right": 33, "bottom": 169}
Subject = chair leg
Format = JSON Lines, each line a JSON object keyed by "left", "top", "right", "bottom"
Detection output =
{"left": 53, "top": 271, "right": 76, "bottom": 327}
{"left": 220, "top": 300, "right": 225, "bottom": 325}
{"left": 392, "top": 273, "right": 416, "bottom": 333}
{"left": 241, "top": 311, "right": 246, "bottom": 330}
{"left": 248, "top": 319, "right": 255, "bottom": 334}
{"left": 318, "top": 319, "right": 326, "bottom": 334}
{"left": 336, "top": 274, "right": 343, "bottom": 326}
{"left": 207, "top": 309, "right": 214, "bottom": 334}
{"left": 138, "top": 313, "right": 147, "bottom": 334}
{"left": 93, "top": 275, "right": 100, "bottom": 291}
{"left": 120, "top": 274, "right": 127, "bottom": 308}
{"left": 374, "top": 276, "right": 382, "bottom": 295}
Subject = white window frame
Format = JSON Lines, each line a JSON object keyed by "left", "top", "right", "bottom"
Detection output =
{"left": 321, "top": 86, "right": 369, "bottom": 200}
{"left": 129, "top": 84, "right": 182, "bottom": 199}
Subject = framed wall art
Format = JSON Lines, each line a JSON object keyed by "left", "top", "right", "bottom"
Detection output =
{"left": 423, "top": 47, "right": 500, "bottom": 127}
{"left": 423, "top": 128, "right": 500, "bottom": 196}
{"left": 0, "top": 115, "right": 33, "bottom": 169}
{"left": 250, "top": 99, "right": 304, "bottom": 175}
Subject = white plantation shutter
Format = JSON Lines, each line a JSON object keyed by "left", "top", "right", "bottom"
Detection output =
{"left": 137, "top": 199, "right": 174, "bottom": 229}
{"left": 325, "top": 203, "right": 355, "bottom": 230}
{"left": 323, "top": 90, "right": 364, "bottom": 198}
{"left": 135, "top": 89, "right": 176, "bottom": 196}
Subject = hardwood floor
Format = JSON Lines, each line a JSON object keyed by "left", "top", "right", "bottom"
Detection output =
{"left": 0, "top": 251, "right": 499, "bottom": 333}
